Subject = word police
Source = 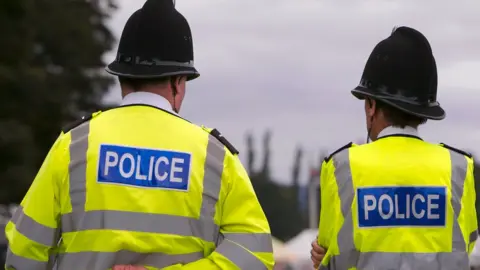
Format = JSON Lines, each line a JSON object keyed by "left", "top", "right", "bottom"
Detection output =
{"left": 357, "top": 186, "right": 446, "bottom": 227}
{"left": 97, "top": 144, "right": 191, "bottom": 191}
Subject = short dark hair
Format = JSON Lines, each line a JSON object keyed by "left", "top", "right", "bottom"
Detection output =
{"left": 375, "top": 100, "right": 427, "bottom": 128}
{"left": 118, "top": 76, "right": 171, "bottom": 91}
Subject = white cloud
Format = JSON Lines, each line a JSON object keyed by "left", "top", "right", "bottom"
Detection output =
{"left": 441, "top": 61, "right": 480, "bottom": 91}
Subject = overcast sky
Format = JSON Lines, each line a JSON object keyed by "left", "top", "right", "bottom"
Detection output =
{"left": 104, "top": 0, "right": 480, "bottom": 185}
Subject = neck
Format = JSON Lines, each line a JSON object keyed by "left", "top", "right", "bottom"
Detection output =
{"left": 369, "top": 122, "right": 389, "bottom": 141}
{"left": 121, "top": 88, "right": 175, "bottom": 110}
{"left": 121, "top": 91, "right": 178, "bottom": 114}
{"left": 373, "top": 125, "right": 419, "bottom": 141}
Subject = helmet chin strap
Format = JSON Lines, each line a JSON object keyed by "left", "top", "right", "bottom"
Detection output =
{"left": 366, "top": 115, "right": 373, "bottom": 143}
{"left": 172, "top": 94, "right": 178, "bottom": 113}
{"left": 366, "top": 99, "right": 374, "bottom": 143}
{"left": 171, "top": 77, "right": 179, "bottom": 113}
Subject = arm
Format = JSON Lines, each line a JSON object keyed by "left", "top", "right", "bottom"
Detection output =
{"left": 5, "top": 134, "right": 67, "bottom": 269}
{"left": 317, "top": 159, "right": 337, "bottom": 248}
{"left": 310, "top": 240, "right": 326, "bottom": 269}
{"left": 178, "top": 152, "right": 274, "bottom": 270}
{"left": 311, "top": 161, "right": 330, "bottom": 269}
{"left": 317, "top": 158, "right": 343, "bottom": 268}
{"left": 462, "top": 156, "right": 477, "bottom": 254}
{"left": 475, "top": 161, "right": 480, "bottom": 236}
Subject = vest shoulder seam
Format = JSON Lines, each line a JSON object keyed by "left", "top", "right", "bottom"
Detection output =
{"left": 324, "top": 142, "right": 353, "bottom": 162}
{"left": 440, "top": 143, "right": 472, "bottom": 158}
{"left": 62, "top": 114, "right": 94, "bottom": 133}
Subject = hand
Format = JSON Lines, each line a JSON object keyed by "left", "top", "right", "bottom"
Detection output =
{"left": 310, "top": 240, "right": 326, "bottom": 269}
{"left": 112, "top": 265, "right": 147, "bottom": 270}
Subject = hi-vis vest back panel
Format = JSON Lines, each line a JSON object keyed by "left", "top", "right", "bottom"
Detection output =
{"left": 318, "top": 136, "right": 477, "bottom": 270}
{"left": 5, "top": 105, "right": 274, "bottom": 270}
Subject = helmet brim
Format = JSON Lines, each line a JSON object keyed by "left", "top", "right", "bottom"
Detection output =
{"left": 106, "top": 61, "right": 200, "bottom": 81}
{"left": 351, "top": 85, "right": 446, "bottom": 120}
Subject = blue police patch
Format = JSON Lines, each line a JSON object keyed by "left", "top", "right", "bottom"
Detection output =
{"left": 97, "top": 144, "right": 191, "bottom": 191}
{"left": 357, "top": 186, "right": 446, "bottom": 228}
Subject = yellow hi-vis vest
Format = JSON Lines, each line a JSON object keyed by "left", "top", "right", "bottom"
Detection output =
{"left": 318, "top": 135, "right": 477, "bottom": 270}
{"left": 5, "top": 105, "right": 274, "bottom": 270}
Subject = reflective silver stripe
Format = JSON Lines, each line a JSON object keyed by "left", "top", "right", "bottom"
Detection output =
{"left": 10, "top": 205, "right": 59, "bottom": 247}
{"left": 56, "top": 251, "right": 203, "bottom": 270}
{"left": 216, "top": 239, "right": 267, "bottom": 270}
{"left": 331, "top": 150, "right": 359, "bottom": 270}
{"left": 61, "top": 210, "right": 218, "bottom": 241}
{"left": 357, "top": 251, "right": 469, "bottom": 269}
{"left": 68, "top": 122, "right": 90, "bottom": 216}
{"left": 323, "top": 149, "right": 470, "bottom": 269}
{"left": 5, "top": 248, "right": 52, "bottom": 269}
{"left": 201, "top": 135, "right": 225, "bottom": 244}
{"left": 448, "top": 150, "right": 468, "bottom": 251}
{"left": 218, "top": 232, "right": 273, "bottom": 253}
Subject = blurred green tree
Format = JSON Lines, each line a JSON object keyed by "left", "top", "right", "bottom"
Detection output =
{"left": 292, "top": 145, "right": 303, "bottom": 187}
{"left": 247, "top": 131, "right": 308, "bottom": 242}
{"left": 245, "top": 132, "right": 255, "bottom": 174}
{"left": 291, "top": 145, "right": 303, "bottom": 214}
{"left": 0, "top": 0, "right": 117, "bottom": 204}
{"left": 260, "top": 130, "right": 272, "bottom": 178}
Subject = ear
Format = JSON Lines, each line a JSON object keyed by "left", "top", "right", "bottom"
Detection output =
{"left": 174, "top": 76, "right": 186, "bottom": 85}
{"left": 366, "top": 98, "right": 377, "bottom": 118}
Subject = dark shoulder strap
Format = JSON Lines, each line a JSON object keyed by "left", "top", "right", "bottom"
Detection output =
{"left": 62, "top": 114, "right": 93, "bottom": 133}
{"left": 209, "top": 128, "right": 239, "bottom": 155}
{"left": 324, "top": 142, "right": 353, "bottom": 162}
{"left": 440, "top": 143, "right": 472, "bottom": 158}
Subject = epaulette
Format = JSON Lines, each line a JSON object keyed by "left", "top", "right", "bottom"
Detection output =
{"left": 62, "top": 114, "right": 93, "bottom": 133}
{"left": 440, "top": 143, "right": 472, "bottom": 158}
{"left": 205, "top": 127, "right": 239, "bottom": 155}
{"left": 324, "top": 142, "right": 354, "bottom": 162}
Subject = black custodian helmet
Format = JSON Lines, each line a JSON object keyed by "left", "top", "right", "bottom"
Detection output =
{"left": 351, "top": 26, "right": 445, "bottom": 120}
{"left": 106, "top": 0, "right": 199, "bottom": 80}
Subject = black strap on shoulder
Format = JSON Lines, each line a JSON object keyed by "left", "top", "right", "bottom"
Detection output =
{"left": 324, "top": 142, "right": 353, "bottom": 162}
{"left": 440, "top": 143, "right": 472, "bottom": 158}
{"left": 210, "top": 128, "right": 239, "bottom": 155}
{"left": 62, "top": 114, "right": 93, "bottom": 133}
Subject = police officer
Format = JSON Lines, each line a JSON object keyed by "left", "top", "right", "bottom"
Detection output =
{"left": 5, "top": 1, "right": 274, "bottom": 269}
{"left": 310, "top": 26, "right": 477, "bottom": 269}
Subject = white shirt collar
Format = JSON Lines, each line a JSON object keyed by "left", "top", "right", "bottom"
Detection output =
{"left": 377, "top": 126, "right": 420, "bottom": 138}
{"left": 120, "top": 92, "right": 177, "bottom": 115}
